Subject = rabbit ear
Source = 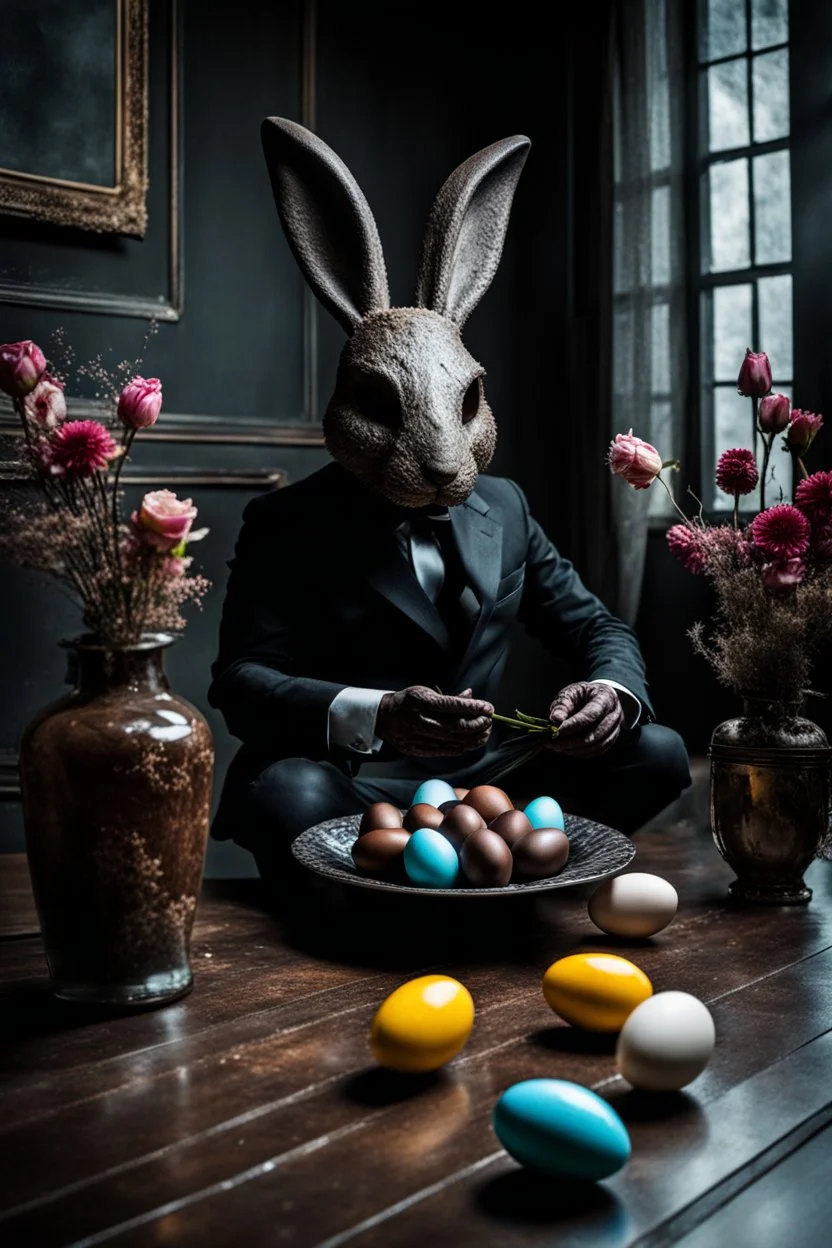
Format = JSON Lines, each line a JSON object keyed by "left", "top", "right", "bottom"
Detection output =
{"left": 416, "top": 135, "right": 531, "bottom": 327}
{"left": 261, "top": 117, "right": 390, "bottom": 333}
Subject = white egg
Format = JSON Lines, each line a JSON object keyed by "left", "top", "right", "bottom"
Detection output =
{"left": 588, "top": 872, "right": 678, "bottom": 938}
{"left": 616, "top": 991, "right": 715, "bottom": 1091}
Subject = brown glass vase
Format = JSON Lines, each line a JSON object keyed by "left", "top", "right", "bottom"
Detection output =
{"left": 19, "top": 634, "right": 214, "bottom": 1006}
{"left": 709, "top": 697, "right": 831, "bottom": 905}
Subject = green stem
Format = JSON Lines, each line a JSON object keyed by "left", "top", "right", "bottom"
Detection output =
{"left": 792, "top": 450, "right": 809, "bottom": 483}
{"left": 658, "top": 473, "right": 693, "bottom": 526}
{"left": 733, "top": 491, "right": 739, "bottom": 530}
{"left": 758, "top": 403, "right": 772, "bottom": 512}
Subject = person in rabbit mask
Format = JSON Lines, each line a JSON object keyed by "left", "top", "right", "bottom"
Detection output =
{"left": 209, "top": 119, "right": 690, "bottom": 887}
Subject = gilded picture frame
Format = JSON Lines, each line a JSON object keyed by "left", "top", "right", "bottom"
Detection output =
{"left": 0, "top": 0, "right": 148, "bottom": 238}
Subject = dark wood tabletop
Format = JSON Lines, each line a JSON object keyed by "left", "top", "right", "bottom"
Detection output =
{"left": 2, "top": 798, "right": 832, "bottom": 1248}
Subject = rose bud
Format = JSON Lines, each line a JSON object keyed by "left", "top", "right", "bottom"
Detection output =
{"left": 786, "top": 409, "right": 823, "bottom": 454}
{"left": 132, "top": 489, "right": 197, "bottom": 550}
{"left": 24, "top": 373, "right": 67, "bottom": 429}
{"left": 118, "top": 376, "right": 163, "bottom": 429}
{"left": 758, "top": 392, "right": 790, "bottom": 433}
{"left": 607, "top": 430, "right": 662, "bottom": 490}
{"left": 737, "top": 348, "right": 772, "bottom": 399}
{"left": 0, "top": 340, "right": 47, "bottom": 397}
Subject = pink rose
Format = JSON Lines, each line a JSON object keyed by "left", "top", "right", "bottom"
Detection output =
{"left": 132, "top": 489, "right": 197, "bottom": 550}
{"left": 118, "top": 376, "right": 163, "bottom": 430}
{"left": 0, "top": 340, "right": 47, "bottom": 397}
{"left": 608, "top": 431, "right": 662, "bottom": 490}
{"left": 737, "top": 349, "right": 772, "bottom": 399}
{"left": 762, "top": 558, "right": 805, "bottom": 595}
{"left": 786, "top": 409, "right": 823, "bottom": 454}
{"left": 24, "top": 373, "right": 66, "bottom": 429}
{"left": 758, "top": 393, "right": 790, "bottom": 434}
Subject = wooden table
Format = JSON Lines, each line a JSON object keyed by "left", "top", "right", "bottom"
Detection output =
{"left": 2, "top": 811, "right": 832, "bottom": 1248}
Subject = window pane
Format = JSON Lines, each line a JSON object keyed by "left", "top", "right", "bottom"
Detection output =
{"left": 708, "top": 158, "right": 750, "bottom": 271}
{"left": 752, "top": 49, "right": 789, "bottom": 142}
{"left": 753, "top": 150, "right": 791, "bottom": 263}
{"left": 651, "top": 184, "right": 671, "bottom": 284}
{"left": 648, "top": 401, "right": 674, "bottom": 518}
{"left": 652, "top": 302, "right": 670, "bottom": 394}
{"left": 758, "top": 273, "right": 793, "bottom": 378}
{"left": 752, "top": 0, "right": 787, "bottom": 50}
{"left": 713, "top": 284, "right": 753, "bottom": 381}
{"left": 702, "top": 0, "right": 747, "bottom": 61}
{"left": 707, "top": 59, "right": 749, "bottom": 151}
{"left": 713, "top": 385, "right": 757, "bottom": 509}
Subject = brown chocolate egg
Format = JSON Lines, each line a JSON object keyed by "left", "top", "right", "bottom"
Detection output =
{"left": 352, "top": 829, "right": 410, "bottom": 876}
{"left": 440, "top": 802, "right": 486, "bottom": 850}
{"left": 460, "top": 828, "right": 513, "bottom": 888}
{"left": 453, "top": 787, "right": 470, "bottom": 799}
{"left": 403, "top": 802, "right": 445, "bottom": 833}
{"left": 359, "top": 801, "right": 403, "bottom": 837}
{"left": 462, "top": 784, "right": 513, "bottom": 823}
{"left": 489, "top": 809, "right": 533, "bottom": 847}
{"left": 511, "top": 828, "right": 570, "bottom": 881}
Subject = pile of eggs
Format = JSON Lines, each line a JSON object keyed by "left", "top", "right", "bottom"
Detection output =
{"left": 365, "top": 870, "right": 717, "bottom": 1182}
{"left": 352, "top": 777, "right": 569, "bottom": 889}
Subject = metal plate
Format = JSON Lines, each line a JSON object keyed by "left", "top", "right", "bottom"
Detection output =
{"left": 292, "top": 813, "right": 635, "bottom": 897}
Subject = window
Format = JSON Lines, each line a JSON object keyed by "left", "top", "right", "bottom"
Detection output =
{"left": 698, "top": 0, "right": 792, "bottom": 510}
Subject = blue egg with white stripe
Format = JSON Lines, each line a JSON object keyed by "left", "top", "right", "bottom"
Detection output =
{"left": 493, "top": 1079, "right": 631, "bottom": 1179}
{"left": 524, "top": 795, "right": 565, "bottom": 831}
{"left": 404, "top": 828, "right": 460, "bottom": 889}
{"left": 411, "top": 778, "right": 457, "bottom": 809}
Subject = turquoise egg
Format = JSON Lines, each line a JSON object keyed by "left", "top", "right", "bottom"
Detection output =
{"left": 403, "top": 827, "right": 460, "bottom": 888}
{"left": 492, "top": 1079, "right": 631, "bottom": 1180}
{"left": 524, "top": 795, "right": 565, "bottom": 831}
{"left": 412, "top": 778, "right": 457, "bottom": 809}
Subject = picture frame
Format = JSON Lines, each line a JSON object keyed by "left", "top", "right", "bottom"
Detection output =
{"left": 0, "top": 0, "right": 148, "bottom": 238}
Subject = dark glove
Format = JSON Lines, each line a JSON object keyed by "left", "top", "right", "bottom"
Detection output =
{"left": 547, "top": 682, "right": 624, "bottom": 758}
{"left": 376, "top": 685, "right": 493, "bottom": 758}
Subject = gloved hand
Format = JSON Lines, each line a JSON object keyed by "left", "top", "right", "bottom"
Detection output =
{"left": 376, "top": 686, "right": 493, "bottom": 758}
{"left": 546, "top": 682, "right": 624, "bottom": 758}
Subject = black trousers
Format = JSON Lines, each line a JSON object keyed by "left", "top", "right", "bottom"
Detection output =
{"left": 214, "top": 725, "right": 691, "bottom": 887}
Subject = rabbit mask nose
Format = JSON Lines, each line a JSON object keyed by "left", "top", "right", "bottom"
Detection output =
{"left": 423, "top": 466, "right": 459, "bottom": 488}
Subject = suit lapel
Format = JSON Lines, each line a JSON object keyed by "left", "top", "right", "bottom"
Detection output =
{"left": 363, "top": 528, "right": 450, "bottom": 650}
{"left": 450, "top": 491, "right": 503, "bottom": 676}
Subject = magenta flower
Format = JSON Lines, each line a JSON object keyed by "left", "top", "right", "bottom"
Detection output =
{"left": 667, "top": 525, "right": 706, "bottom": 574}
{"left": 786, "top": 409, "right": 823, "bottom": 454}
{"left": 795, "top": 470, "right": 832, "bottom": 520}
{"left": 758, "top": 393, "right": 790, "bottom": 433}
{"left": 24, "top": 373, "right": 66, "bottom": 429}
{"left": 608, "top": 431, "right": 663, "bottom": 490}
{"left": 132, "top": 489, "right": 197, "bottom": 550}
{"left": 751, "top": 504, "right": 811, "bottom": 561}
{"left": 762, "top": 558, "right": 805, "bottom": 595}
{"left": 0, "top": 340, "right": 47, "bottom": 397}
{"left": 737, "top": 349, "right": 772, "bottom": 399}
{"left": 118, "top": 376, "right": 163, "bottom": 430}
{"left": 46, "top": 420, "right": 120, "bottom": 479}
{"left": 715, "top": 448, "right": 758, "bottom": 497}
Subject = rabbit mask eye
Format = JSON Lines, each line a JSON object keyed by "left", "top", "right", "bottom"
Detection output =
{"left": 461, "top": 376, "right": 483, "bottom": 425}
{"left": 347, "top": 368, "right": 402, "bottom": 430}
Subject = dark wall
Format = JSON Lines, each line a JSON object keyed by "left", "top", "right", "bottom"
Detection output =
{"left": 0, "top": 0, "right": 575, "bottom": 870}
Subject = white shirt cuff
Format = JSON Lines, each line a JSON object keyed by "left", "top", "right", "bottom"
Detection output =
{"left": 328, "top": 687, "right": 391, "bottom": 755}
{"left": 589, "top": 679, "right": 642, "bottom": 729}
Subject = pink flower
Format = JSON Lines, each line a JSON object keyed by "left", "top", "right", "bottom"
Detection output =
{"left": 750, "top": 504, "right": 811, "bottom": 561}
{"left": 786, "top": 409, "right": 823, "bottom": 454}
{"left": 737, "top": 349, "right": 772, "bottom": 399}
{"left": 667, "top": 525, "right": 706, "bottom": 574}
{"left": 795, "top": 471, "right": 832, "bottom": 521}
{"left": 23, "top": 373, "right": 66, "bottom": 429}
{"left": 758, "top": 393, "right": 790, "bottom": 434}
{"left": 762, "top": 558, "right": 805, "bottom": 595}
{"left": 132, "top": 489, "right": 198, "bottom": 550}
{"left": 46, "top": 420, "right": 120, "bottom": 478}
{"left": 162, "top": 554, "right": 193, "bottom": 579}
{"left": 608, "top": 431, "right": 662, "bottom": 490}
{"left": 0, "top": 340, "right": 46, "bottom": 397}
{"left": 715, "top": 448, "right": 758, "bottom": 496}
{"left": 118, "top": 376, "right": 162, "bottom": 430}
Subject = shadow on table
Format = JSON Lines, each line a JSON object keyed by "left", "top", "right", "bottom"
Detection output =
{"left": 526, "top": 1024, "right": 618, "bottom": 1056}
{"left": 476, "top": 1169, "right": 629, "bottom": 1235}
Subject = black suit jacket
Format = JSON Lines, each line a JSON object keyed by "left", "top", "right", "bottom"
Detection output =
{"left": 209, "top": 462, "right": 654, "bottom": 771}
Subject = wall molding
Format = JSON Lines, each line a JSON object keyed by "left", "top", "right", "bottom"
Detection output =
{"left": 0, "top": 0, "right": 183, "bottom": 322}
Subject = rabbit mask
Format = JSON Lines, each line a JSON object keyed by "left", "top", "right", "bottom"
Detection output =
{"left": 261, "top": 118, "right": 530, "bottom": 509}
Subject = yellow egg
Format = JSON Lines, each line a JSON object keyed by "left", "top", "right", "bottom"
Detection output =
{"left": 542, "top": 953, "right": 653, "bottom": 1032}
{"left": 370, "top": 975, "right": 475, "bottom": 1072}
